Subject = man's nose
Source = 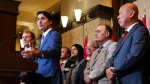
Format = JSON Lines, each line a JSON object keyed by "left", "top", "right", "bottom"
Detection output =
{"left": 38, "top": 19, "right": 42, "bottom": 23}
{"left": 22, "top": 38, "right": 25, "bottom": 41}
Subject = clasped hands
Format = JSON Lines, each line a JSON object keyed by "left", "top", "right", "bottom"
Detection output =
{"left": 105, "top": 67, "right": 116, "bottom": 83}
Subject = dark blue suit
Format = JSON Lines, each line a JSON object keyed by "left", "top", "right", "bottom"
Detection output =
{"left": 34, "top": 30, "right": 62, "bottom": 84}
{"left": 106, "top": 23, "right": 150, "bottom": 84}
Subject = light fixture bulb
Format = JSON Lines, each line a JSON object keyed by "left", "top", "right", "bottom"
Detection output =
{"left": 61, "top": 16, "right": 68, "bottom": 28}
{"left": 74, "top": 9, "right": 82, "bottom": 21}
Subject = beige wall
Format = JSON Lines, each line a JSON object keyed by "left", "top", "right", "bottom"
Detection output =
{"left": 61, "top": 0, "right": 112, "bottom": 19}
{"left": 69, "top": 26, "right": 84, "bottom": 47}
{"left": 62, "top": 32, "right": 70, "bottom": 47}
{"left": 134, "top": 0, "right": 150, "bottom": 32}
{"left": 62, "top": 18, "right": 111, "bottom": 48}
{"left": 61, "top": 0, "right": 112, "bottom": 48}
{"left": 62, "top": 25, "right": 84, "bottom": 48}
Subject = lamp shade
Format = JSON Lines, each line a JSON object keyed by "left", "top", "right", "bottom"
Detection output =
{"left": 74, "top": 9, "right": 82, "bottom": 21}
{"left": 61, "top": 16, "right": 68, "bottom": 28}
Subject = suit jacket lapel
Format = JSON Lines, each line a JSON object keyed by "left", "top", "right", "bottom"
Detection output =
{"left": 91, "top": 40, "right": 113, "bottom": 67}
{"left": 114, "top": 23, "right": 140, "bottom": 55}
{"left": 39, "top": 30, "right": 53, "bottom": 49}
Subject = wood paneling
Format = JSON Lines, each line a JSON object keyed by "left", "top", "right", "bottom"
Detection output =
{"left": 0, "top": 0, "right": 20, "bottom": 53}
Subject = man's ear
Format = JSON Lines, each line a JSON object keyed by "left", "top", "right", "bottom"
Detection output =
{"left": 106, "top": 31, "right": 110, "bottom": 37}
{"left": 130, "top": 10, "right": 134, "bottom": 18}
{"left": 49, "top": 20, "right": 52, "bottom": 25}
{"left": 67, "top": 54, "right": 70, "bottom": 58}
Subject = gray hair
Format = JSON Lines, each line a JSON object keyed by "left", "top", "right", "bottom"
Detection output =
{"left": 88, "top": 40, "right": 98, "bottom": 48}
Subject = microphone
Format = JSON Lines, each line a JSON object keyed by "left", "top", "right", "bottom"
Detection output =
{"left": 11, "top": 35, "right": 18, "bottom": 38}
{"left": 0, "top": 35, "right": 18, "bottom": 47}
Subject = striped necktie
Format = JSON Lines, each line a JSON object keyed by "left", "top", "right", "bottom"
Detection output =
{"left": 98, "top": 46, "right": 103, "bottom": 54}
{"left": 94, "top": 46, "right": 103, "bottom": 61}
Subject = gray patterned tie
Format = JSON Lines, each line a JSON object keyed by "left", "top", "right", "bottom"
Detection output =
{"left": 98, "top": 46, "right": 103, "bottom": 54}
{"left": 94, "top": 46, "right": 103, "bottom": 61}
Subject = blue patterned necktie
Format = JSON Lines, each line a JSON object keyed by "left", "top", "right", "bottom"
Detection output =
{"left": 98, "top": 46, "right": 103, "bottom": 54}
{"left": 94, "top": 46, "right": 103, "bottom": 61}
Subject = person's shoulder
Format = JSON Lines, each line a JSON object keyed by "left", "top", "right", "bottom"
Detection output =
{"left": 134, "top": 24, "right": 149, "bottom": 34}
{"left": 79, "top": 59, "right": 86, "bottom": 64}
{"left": 108, "top": 41, "right": 117, "bottom": 49}
{"left": 51, "top": 29, "right": 60, "bottom": 33}
{"left": 49, "top": 30, "right": 61, "bottom": 36}
{"left": 111, "top": 42, "right": 117, "bottom": 45}
{"left": 92, "top": 48, "right": 99, "bottom": 54}
{"left": 134, "top": 23, "right": 147, "bottom": 30}
{"left": 108, "top": 40, "right": 117, "bottom": 46}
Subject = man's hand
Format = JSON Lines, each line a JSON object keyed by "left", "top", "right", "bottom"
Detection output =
{"left": 106, "top": 67, "right": 116, "bottom": 83}
{"left": 84, "top": 75, "right": 92, "bottom": 84}
{"left": 106, "top": 67, "right": 116, "bottom": 84}
{"left": 21, "top": 48, "right": 41, "bottom": 58}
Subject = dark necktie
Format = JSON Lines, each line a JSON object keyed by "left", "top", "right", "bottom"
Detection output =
{"left": 122, "top": 31, "right": 128, "bottom": 41}
{"left": 86, "top": 59, "right": 90, "bottom": 66}
{"left": 94, "top": 46, "right": 103, "bottom": 61}
{"left": 98, "top": 46, "right": 103, "bottom": 54}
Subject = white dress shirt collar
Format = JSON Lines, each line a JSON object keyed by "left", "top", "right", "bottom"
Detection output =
{"left": 126, "top": 22, "right": 138, "bottom": 32}
{"left": 101, "top": 40, "right": 111, "bottom": 48}
{"left": 42, "top": 28, "right": 52, "bottom": 37}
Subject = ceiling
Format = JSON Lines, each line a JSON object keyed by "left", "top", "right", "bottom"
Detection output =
{"left": 16, "top": 0, "right": 61, "bottom": 33}
{"left": 17, "top": 0, "right": 60, "bottom": 14}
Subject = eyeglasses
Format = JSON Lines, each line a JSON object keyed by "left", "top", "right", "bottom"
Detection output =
{"left": 85, "top": 46, "right": 97, "bottom": 49}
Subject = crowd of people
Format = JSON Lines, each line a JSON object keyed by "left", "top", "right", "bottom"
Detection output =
{"left": 18, "top": 3, "right": 150, "bottom": 84}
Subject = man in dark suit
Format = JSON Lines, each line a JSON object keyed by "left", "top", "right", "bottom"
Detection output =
{"left": 105, "top": 3, "right": 150, "bottom": 84}
{"left": 21, "top": 11, "right": 62, "bottom": 84}
{"left": 60, "top": 46, "right": 71, "bottom": 68}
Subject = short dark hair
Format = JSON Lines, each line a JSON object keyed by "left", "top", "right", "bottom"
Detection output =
{"left": 62, "top": 46, "right": 71, "bottom": 58}
{"left": 105, "top": 24, "right": 112, "bottom": 39}
{"left": 37, "top": 11, "right": 52, "bottom": 21}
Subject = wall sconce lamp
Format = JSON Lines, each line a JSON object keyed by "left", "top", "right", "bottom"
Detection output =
{"left": 61, "top": 16, "right": 68, "bottom": 28}
{"left": 74, "top": 9, "right": 82, "bottom": 21}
